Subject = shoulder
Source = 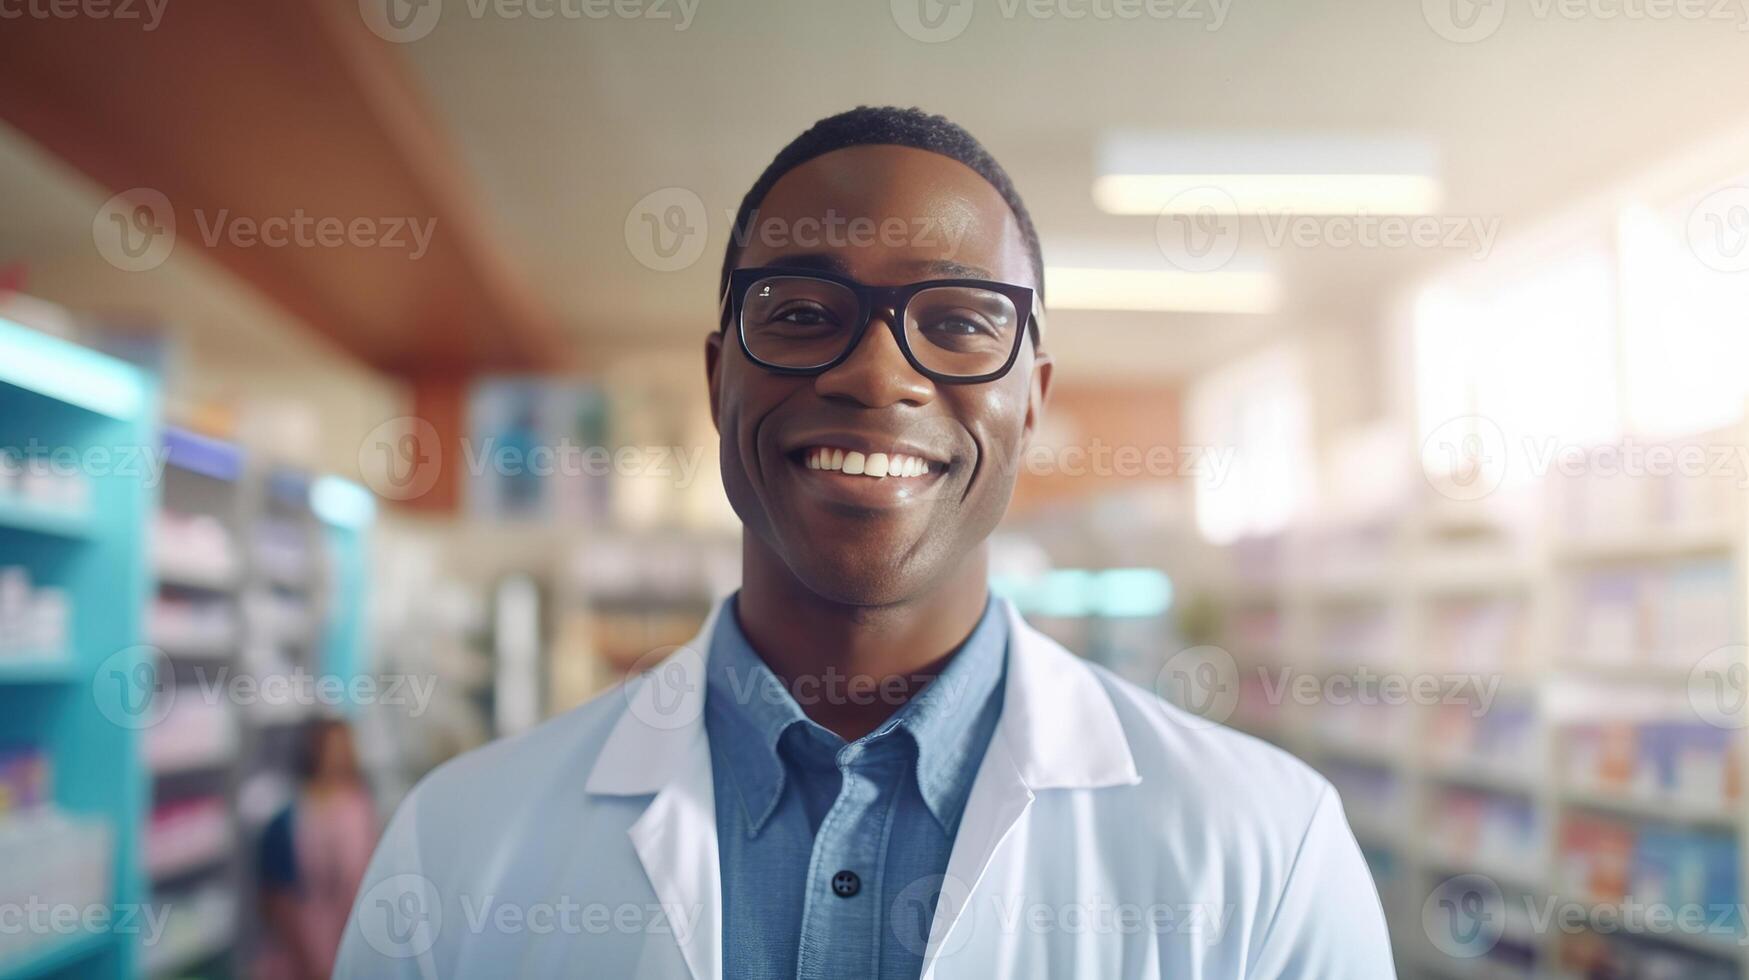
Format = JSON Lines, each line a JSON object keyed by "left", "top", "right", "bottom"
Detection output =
{"left": 1020, "top": 628, "right": 1335, "bottom": 849}
{"left": 392, "top": 681, "right": 632, "bottom": 835}
{"left": 1095, "top": 660, "right": 1332, "bottom": 819}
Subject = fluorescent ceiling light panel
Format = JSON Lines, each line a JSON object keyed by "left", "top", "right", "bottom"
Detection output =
{"left": 1045, "top": 267, "right": 1279, "bottom": 315}
{"left": 1095, "top": 132, "right": 1443, "bottom": 215}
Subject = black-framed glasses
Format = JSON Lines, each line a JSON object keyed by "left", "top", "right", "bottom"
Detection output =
{"left": 720, "top": 266, "right": 1041, "bottom": 384}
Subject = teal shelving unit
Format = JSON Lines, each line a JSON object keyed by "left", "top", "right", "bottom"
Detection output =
{"left": 311, "top": 476, "right": 375, "bottom": 693}
{"left": 0, "top": 317, "right": 158, "bottom": 980}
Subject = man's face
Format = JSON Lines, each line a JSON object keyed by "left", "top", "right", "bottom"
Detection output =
{"left": 706, "top": 144, "right": 1052, "bottom": 606}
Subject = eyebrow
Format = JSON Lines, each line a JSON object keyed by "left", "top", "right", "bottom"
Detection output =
{"left": 902, "top": 258, "right": 996, "bottom": 280}
{"left": 759, "top": 252, "right": 996, "bottom": 281}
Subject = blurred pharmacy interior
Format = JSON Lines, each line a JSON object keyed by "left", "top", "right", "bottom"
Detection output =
{"left": 2, "top": 2, "right": 1749, "bottom": 978}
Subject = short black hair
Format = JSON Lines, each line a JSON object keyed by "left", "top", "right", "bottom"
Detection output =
{"left": 721, "top": 106, "right": 1045, "bottom": 304}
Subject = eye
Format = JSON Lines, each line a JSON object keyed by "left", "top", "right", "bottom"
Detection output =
{"left": 769, "top": 301, "right": 838, "bottom": 327}
{"left": 927, "top": 317, "right": 993, "bottom": 337}
{"left": 919, "top": 312, "right": 1000, "bottom": 340}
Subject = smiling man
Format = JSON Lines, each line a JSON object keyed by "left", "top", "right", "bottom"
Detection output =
{"left": 337, "top": 107, "right": 1396, "bottom": 979}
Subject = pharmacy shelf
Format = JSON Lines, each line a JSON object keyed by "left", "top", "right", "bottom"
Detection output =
{"left": 1426, "top": 760, "right": 1539, "bottom": 797}
{"left": 0, "top": 931, "right": 114, "bottom": 980}
{"left": 0, "top": 497, "right": 92, "bottom": 540}
{"left": 1551, "top": 525, "right": 1736, "bottom": 564}
{"left": 1560, "top": 786, "right": 1739, "bottom": 830}
{"left": 148, "top": 425, "right": 249, "bottom": 980}
{"left": 1558, "top": 890, "right": 1745, "bottom": 959}
{"left": 0, "top": 315, "right": 158, "bottom": 980}
{"left": 1205, "top": 420, "right": 1749, "bottom": 980}
{"left": 0, "top": 655, "right": 78, "bottom": 684}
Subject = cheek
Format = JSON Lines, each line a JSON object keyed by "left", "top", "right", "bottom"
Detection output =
{"left": 959, "top": 375, "right": 1034, "bottom": 476}
{"left": 717, "top": 360, "right": 796, "bottom": 472}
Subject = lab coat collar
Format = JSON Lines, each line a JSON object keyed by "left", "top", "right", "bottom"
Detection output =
{"left": 582, "top": 595, "right": 1140, "bottom": 980}
{"left": 584, "top": 596, "right": 1140, "bottom": 797}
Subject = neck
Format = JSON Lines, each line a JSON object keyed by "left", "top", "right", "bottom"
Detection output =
{"left": 735, "top": 540, "right": 991, "bottom": 740}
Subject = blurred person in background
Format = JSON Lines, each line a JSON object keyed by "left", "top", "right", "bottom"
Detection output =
{"left": 258, "top": 716, "right": 377, "bottom": 980}
{"left": 337, "top": 106, "right": 1393, "bottom": 978}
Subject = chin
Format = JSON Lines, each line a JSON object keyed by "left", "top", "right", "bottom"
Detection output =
{"left": 784, "top": 546, "right": 922, "bottom": 608}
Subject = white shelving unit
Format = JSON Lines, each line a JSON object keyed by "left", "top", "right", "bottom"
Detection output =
{"left": 147, "top": 426, "right": 248, "bottom": 980}
{"left": 1203, "top": 421, "right": 1748, "bottom": 980}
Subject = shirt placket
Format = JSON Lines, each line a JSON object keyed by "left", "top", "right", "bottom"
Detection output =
{"left": 794, "top": 739, "right": 908, "bottom": 980}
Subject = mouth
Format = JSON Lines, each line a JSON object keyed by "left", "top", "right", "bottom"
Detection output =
{"left": 780, "top": 435, "right": 953, "bottom": 509}
{"left": 797, "top": 445, "right": 943, "bottom": 479}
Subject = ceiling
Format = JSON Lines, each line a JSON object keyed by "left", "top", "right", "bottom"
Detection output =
{"left": 393, "top": 0, "right": 1749, "bottom": 377}
{"left": 4, "top": 0, "right": 1749, "bottom": 382}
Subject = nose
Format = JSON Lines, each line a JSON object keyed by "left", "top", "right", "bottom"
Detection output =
{"left": 812, "top": 311, "right": 934, "bottom": 408}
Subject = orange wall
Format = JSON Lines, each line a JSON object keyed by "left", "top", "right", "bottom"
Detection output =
{"left": 1010, "top": 382, "right": 1184, "bottom": 514}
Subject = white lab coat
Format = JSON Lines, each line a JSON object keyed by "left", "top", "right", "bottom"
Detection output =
{"left": 335, "top": 599, "right": 1396, "bottom": 979}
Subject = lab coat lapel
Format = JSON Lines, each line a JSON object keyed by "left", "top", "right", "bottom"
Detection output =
{"left": 586, "top": 610, "right": 723, "bottom": 980}
{"left": 920, "top": 732, "right": 1033, "bottom": 977}
{"left": 627, "top": 742, "right": 720, "bottom": 980}
{"left": 921, "top": 602, "right": 1142, "bottom": 978}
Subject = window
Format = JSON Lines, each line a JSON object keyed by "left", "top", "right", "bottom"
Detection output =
{"left": 1618, "top": 189, "right": 1749, "bottom": 437}
{"left": 1414, "top": 243, "right": 1618, "bottom": 491}
{"left": 1187, "top": 342, "right": 1313, "bottom": 544}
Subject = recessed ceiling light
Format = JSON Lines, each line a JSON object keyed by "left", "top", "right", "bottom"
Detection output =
{"left": 1095, "top": 132, "right": 1443, "bottom": 215}
{"left": 1045, "top": 267, "right": 1279, "bottom": 314}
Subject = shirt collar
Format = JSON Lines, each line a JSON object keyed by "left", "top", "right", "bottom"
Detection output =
{"left": 705, "top": 593, "right": 1008, "bottom": 836}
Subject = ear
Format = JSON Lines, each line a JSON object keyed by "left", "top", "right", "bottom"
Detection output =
{"left": 1021, "top": 349, "right": 1054, "bottom": 448}
{"left": 704, "top": 331, "right": 724, "bottom": 432}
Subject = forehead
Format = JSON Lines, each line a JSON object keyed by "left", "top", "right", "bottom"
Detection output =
{"left": 736, "top": 144, "right": 1034, "bottom": 289}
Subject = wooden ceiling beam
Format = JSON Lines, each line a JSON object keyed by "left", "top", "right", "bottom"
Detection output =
{"left": 0, "top": 0, "right": 571, "bottom": 375}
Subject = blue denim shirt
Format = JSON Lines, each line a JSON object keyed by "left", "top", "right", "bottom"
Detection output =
{"left": 704, "top": 594, "right": 1008, "bottom": 980}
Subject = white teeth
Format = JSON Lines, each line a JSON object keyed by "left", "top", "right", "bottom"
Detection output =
{"left": 803, "top": 446, "right": 936, "bottom": 479}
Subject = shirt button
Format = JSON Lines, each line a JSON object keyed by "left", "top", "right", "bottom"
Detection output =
{"left": 831, "top": 870, "right": 861, "bottom": 898}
